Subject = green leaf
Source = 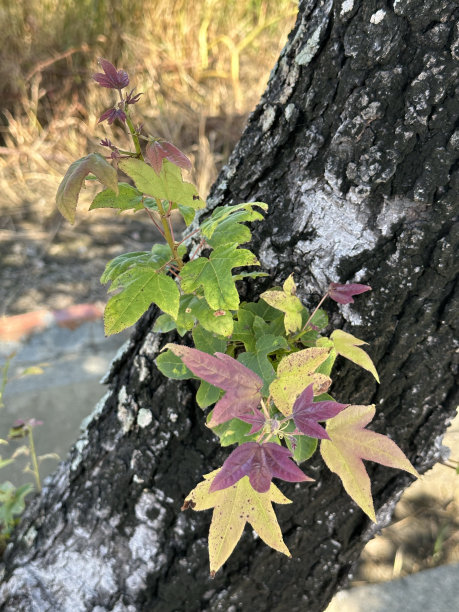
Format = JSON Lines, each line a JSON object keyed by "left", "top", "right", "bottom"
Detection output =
{"left": 196, "top": 380, "right": 222, "bottom": 409}
{"left": 260, "top": 275, "right": 305, "bottom": 335}
{"left": 180, "top": 244, "right": 259, "bottom": 311}
{"left": 330, "top": 330, "right": 379, "bottom": 382}
{"left": 315, "top": 348, "right": 337, "bottom": 377}
{"left": 200, "top": 202, "right": 268, "bottom": 248}
{"left": 232, "top": 308, "right": 256, "bottom": 351}
{"left": 232, "top": 271, "right": 269, "bottom": 282}
{"left": 192, "top": 325, "right": 227, "bottom": 354}
{"left": 104, "top": 267, "right": 180, "bottom": 335}
{"left": 153, "top": 313, "right": 178, "bottom": 334}
{"left": 89, "top": 182, "right": 143, "bottom": 212}
{"left": 237, "top": 334, "right": 288, "bottom": 395}
{"left": 101, "top": 251, "right": 151, "bottom": 284}
{"left": 177, "top": 204, "right": 195, "bottom": 226}
{"left": 155, "top": 349, "right": 194, "bottom": 380}
{"left": 242, "top": 299, "right": 283, "bottom": 321}
{"left": 56, "top": 153, "right": 118, "bottom": 223}
{"left": 0, "top": 481, "right": 34, "bottom": 534}
{"left": 310, "top": 308, "right": 328, "bottom": 329}
{"left": 286, "top": 434, "right": 318, "bottom": 464}
{"left": 189, "top": 297, "right": 234, "bottom": 337}
{"left": 210, "top": 417, "right": 258, "bottom": 447}
{"left": 119, "top": 158, "right": 205, "bottom": 209}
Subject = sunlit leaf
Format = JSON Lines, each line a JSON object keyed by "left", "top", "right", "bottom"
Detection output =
{"left": 331, "top": 329, "right": 379, "bottom": 382}
{"left": 182, "top": 470, "right": 291, "bottom": 576}
{"left": 321, "top": 404, "right": 419, "bottom": 521}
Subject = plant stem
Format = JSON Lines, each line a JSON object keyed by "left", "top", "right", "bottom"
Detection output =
{"left": 297, "top": 292, "right": 329, "bottom": 337}
{"left": 27, "top": 427, "right": 41, "bottom": 492}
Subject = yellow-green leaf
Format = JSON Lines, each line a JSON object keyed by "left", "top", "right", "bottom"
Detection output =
{"left": 321, "top": 405, "right": 419, "bottom": 521}
{"left": 56, "top": 153, "right": 118, "bottom": 223}
{"left": 331, "top": 330, "right": 379, "bottom": 382}
{"left": 269, "top": 347, "right": 331, "bottom": 415}
{"left": 183, "top": 470, "right": 291, "bottom": 576}
{"left": 260, "top": 274, "right": 304, "bottom": 334}
{"left": 119, "top": 158, "right": 205, "bottom": 209}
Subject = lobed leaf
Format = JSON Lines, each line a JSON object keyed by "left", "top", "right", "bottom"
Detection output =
{"left": 104, "top": 267, "right": 180, "bottom": 335}
{"left": 164, "top": 344, "right": 263, "bottom": 427}
{"left": 200, "top": 202, "right": 268, "bottom": 248}
{"left": 331, "top": 329, "right": 379, "bottom": 382}
{"left": 320, "top": 404, "right": 419, "bottom": 521}
{"left": 89, "top": 182, "right": 143, "bottom": 211}
{"left": 261, "top": 274, "right": 305, "bottom": 335}
{"left": 180, "top": 244, "right": 259, "bottom": 311}
{"left": 269, "top": 347, "right": 332, "bottom": 416}
{"left": 183, "top": 470, "right": 291, "bottom": 576}
{"left": 119, "top": 158, "right": 204, "bottom": 209}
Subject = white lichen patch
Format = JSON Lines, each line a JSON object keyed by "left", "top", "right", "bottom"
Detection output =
{"left": 258, "top": 239, "right": 279, "bottom": 270}
{"left": 370, "top": 9, "right": 386, "bottom": 24}
{"left": 295, "top": 25, "right": 323, "bottom": 66}
{"left": 137, "top": 408, "right": 153, "bottom": 428}
{"left": 117, "top": 385, "right": 137, "bottom": 433}
{"left": 261, "top": 106, "right": 277, "bottom": 132}
{"left": 285, "top": 103, "right": 296, "bottom": 121}
{"left": 340, "top": 0, "right": 354, "bottom": 15}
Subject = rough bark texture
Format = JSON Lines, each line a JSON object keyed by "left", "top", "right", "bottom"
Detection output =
{"left": 1, "top": 1, "right": 458, "bottom": 610}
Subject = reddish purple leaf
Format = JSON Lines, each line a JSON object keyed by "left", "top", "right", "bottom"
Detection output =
{"left": 210, "top": 442, "right": 313, "bottom": 493}
{"left": 238, "top": 409, "right": 266, "bottom": 434}
{"left": 164, "top": 344, "right": 263, "bottom": 427}
{"left": 93, "top": 58, "right": 129, "bottom": 90}
{"left": 328, "top": 282, "right": 371, "bottom": 305}
{"left": 292, "top": 384, "right": 348, "bottom": 439}
{"left": 145, "top": 140, "right": 192, "bottom": 175}
{"left": 98, "top": 107, "right": 126, "bottom": 125}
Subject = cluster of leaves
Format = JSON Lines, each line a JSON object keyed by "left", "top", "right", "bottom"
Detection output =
{"left": 56, "top": 59, "right": 419, "bottom": 577}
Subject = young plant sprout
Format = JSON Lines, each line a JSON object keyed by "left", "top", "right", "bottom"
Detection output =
{"left": 56, "top": 59, "right": 418, "bottom": 576}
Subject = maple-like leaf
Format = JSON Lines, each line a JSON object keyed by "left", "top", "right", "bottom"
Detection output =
{"left": 92, "top": 58, "right": 129, "bottom": 90}
{"left": 260, "top": 274, "right": 305, "bottom": 334}
{"left": 292, "top": 383, "right": 348, "bottom": 439}
{"left": 328, "top": 282, "right": 371, "bottom": 304}
{"left": 163, "top": 344, "right": 263, "bottom": 426}
{"left": 210, "top": 441, "right": 313, "bottom": 493}
{"left": 180, "top": 244, "right": 259, "bottom": 311}
{"left": 200, "top": 202, "right": 268, "bottom": 248}
{"left": 269, "top": 347, "right": 332, "bottom": 416}
{"left": 330, "top": 329, "right": 379, "bottom": 382}
{"left": 320, "top": 404, "right": 419, "bottom": 521}
{"left": 182, "top": 470, "right": 291, "bottom": 576}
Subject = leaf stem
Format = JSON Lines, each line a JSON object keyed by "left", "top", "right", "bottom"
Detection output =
{"left": 27, "top": 427, "right": 41, "bottom": 492}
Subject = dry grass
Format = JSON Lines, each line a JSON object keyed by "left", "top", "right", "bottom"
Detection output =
{"left": 0, "top": 0, "right": 296, "bottom": 223}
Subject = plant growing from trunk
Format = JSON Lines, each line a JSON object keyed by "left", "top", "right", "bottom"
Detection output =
{"left": 56, "top": 59, "right": 418, "bottom": 576}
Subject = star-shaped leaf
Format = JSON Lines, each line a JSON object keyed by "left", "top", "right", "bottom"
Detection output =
{"left": 182, "top": 470, "right": 291, "bottom": 576}
{"left": 260, "top": 274, "right": 305, "bottom": 334}
{"left": 269, "top": 347, "right": 332, "bottom": 416}
{"left": 331, "top": 329, "right": 379, "bottom": 382}
{"left": 164, "top": 344, "right": 263, "bottom": 427}
{"left": 210, "top": 442, "right": 313, "bottom": 494}
{"left": 292, "top": 383, "right": 348, "bottom": 439}
{"left": 180, "top": 244, "right": 259, "bottom": 311}
{"left": 321, "top": 404, "right": 419, "bottom": 521}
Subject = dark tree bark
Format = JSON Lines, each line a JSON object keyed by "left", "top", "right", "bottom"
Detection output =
{"left": 1, "top": 1, "right": 458, "bottom": 610}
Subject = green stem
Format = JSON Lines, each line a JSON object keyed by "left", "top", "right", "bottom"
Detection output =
{"left": 28, "top": 427, "right": 41, "bottom": 492}
{"left": 292, "top": 292, "right": 329, "bottom": 342}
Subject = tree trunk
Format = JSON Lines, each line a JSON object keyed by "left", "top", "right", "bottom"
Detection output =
{"left": 1, "top": 1, "right": 458, "bottom": 610}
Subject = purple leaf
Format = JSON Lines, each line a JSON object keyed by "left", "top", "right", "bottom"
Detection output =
{"left": 328, "top": 282, "right": 371, "bottom": 305}
{"left": 98, "top": 107, "right": 126, "bottom": 125}
{"left": 210, "top": 442, "right": 313, "bottom": 494}
{"left": 292, "top": 384, "right": 348, "bottom": 439}
{"left": 145, "top": 140, "right": 192, "bottom": 175}
{"left": 93, "top": 58, "right": 129, "bottom": 90}
{"left": 164, "top": 344, "right": 263, "bottom": 426}
{"left": 238, "top": 409, "right": 266, "bottom": 434}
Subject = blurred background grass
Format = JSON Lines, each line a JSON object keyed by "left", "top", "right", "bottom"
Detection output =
{"left": 0, "top": 0, "right": 296, "bottom": 214}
